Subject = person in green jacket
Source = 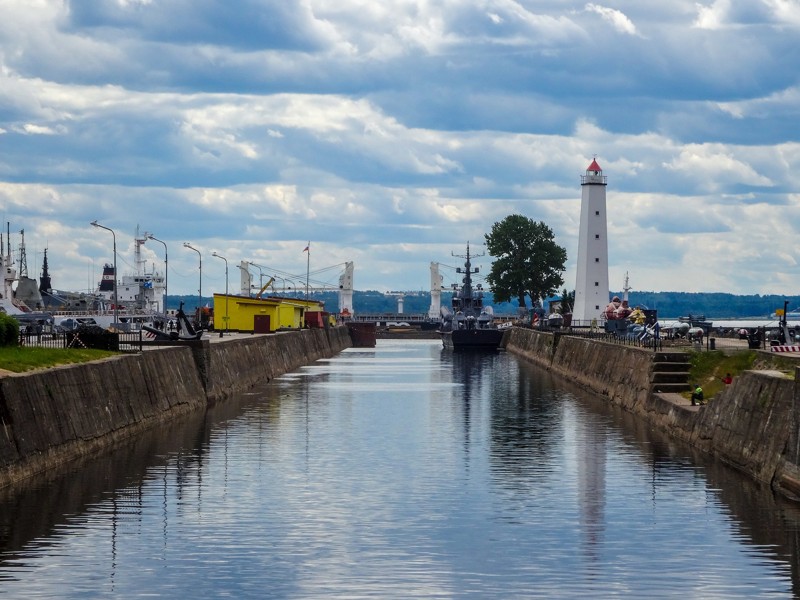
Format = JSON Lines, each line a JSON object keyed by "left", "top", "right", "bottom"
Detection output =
{"left": 691, "top": 384, "right": 704, "bottom": 406}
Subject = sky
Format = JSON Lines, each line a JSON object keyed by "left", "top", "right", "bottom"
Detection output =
{"left": 1, "top": 0, "right": 799, "bottom": 298}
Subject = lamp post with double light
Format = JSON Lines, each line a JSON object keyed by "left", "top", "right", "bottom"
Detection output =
{"left": 286, "top": 278, "right": 300, "bottom": 296}
{"left": 90, "top": 220, "right": 118, "bottom": 327}
{"left": 212, "top": 252, "right": 229, "bottom": 337}
{"left": 272, "top": 274, "right": 286, "bottom": 294}
{"left": 249, "top": 261, "right": 266, "bottom": 295}
{"left": 147, "top": 234, "right": 168, "bottom": 313}
{"left": 183, "top": 242, "right": 202, "bottom": 320}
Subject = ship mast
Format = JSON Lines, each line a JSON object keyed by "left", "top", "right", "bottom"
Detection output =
{"left": 18, "top": 229, "right": 27, "bottom": 278}
{"left": 135, "top": 225, "right": 147, "bottom": 276}
{"left": 39, "top": 248, "right": 52, "bottom": 294}
{"left": 453, "top": 242, "right": 482, "bottom": 301}
{"left": 622, "top": 271, "right": 630, "bottom": 304}
{"left": 1, "top": 223, "right": 16, "bottom": 301}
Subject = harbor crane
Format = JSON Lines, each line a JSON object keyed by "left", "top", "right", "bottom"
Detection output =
{"left": 238, "top": 260, "right": 355, "bottom": 316}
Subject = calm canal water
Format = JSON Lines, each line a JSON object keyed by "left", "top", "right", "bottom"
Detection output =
{"left": 1, "top": 339, "right": 800, "bottom": 598}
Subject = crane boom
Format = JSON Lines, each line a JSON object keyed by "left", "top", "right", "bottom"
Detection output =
{"left": 256, "top": 277, "right": 275, "bottom": 299}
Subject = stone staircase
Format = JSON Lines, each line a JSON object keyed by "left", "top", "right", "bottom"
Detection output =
{"left": 650, "top": 351, "right": 692, "bottom": 394}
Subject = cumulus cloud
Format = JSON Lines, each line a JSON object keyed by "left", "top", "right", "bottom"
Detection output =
{"left": 663, "top": 147, "right": 774, "bottom": 190}
{"left": 584, "top": 3, "right": 639, "bottom": 35}
{"left": 0, "top": 0, "right": 797, "bottom": 294}
{"left": 694, "top": 0, "right": 731, "bottom": 29}
{"left": 15, "top": 123, "right": 63, "bottom": 135}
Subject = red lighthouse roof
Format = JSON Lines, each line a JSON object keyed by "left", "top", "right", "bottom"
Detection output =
{"left": 587, "top": 158, "right": 602, "bottom": 172}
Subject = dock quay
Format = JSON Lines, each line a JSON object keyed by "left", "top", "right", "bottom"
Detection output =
{"left": 0, "top": 326, "right": 352, "bottom": 489}
{"left": 4, "top": 324, "right": 800, "bottom": 506}
{"left": 503, "top": 327, "right": 800, "bottom": 502}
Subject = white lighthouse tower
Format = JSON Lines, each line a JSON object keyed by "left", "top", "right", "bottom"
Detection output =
{"left": 572, "top": 158, "right": 609, "bottom": 324}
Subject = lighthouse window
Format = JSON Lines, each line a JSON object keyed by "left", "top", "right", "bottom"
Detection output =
{"left": 595, "top": 211, "right": 600, "bottom": 216}
{"left": 595, "top": 258, "right": 599, "bottom": 263}
{"left": 595, "top": 234, "right": 600, "bottom": 239}
{"left": 594, "top": 282, "right": 599, "bottom": 286}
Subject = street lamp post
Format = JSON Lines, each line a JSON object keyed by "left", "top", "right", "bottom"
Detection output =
{"left": 183, "top": 243, "right": 202, "bottom": 318}
{"left": 212, "top": 252, "right": 229, "bottom": 337}
{"left": 249, "top": 261, "right": 265, "bottom": 295}
{"left": 147, "top": 234, "right": 168, "bottom": 314}
{"left": 90, "top": 220, "right": 118, "bottom": 327}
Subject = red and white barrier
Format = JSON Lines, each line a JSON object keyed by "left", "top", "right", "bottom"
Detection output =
{"left": 770, "top": 345, "right": 800, "bottom": 353}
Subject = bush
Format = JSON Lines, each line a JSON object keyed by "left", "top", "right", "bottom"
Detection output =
{"left": 0, "top": 314, "right": 18, "bottom": 346}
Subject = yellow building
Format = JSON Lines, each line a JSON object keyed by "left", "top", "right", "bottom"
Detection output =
{"left": 212, "top": 294, "right": 326, "bottom": 332}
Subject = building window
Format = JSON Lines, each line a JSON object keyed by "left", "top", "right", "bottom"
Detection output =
{"left": 595, "top": 305, "right": 600, "bottom": 310}
{"left": 595, "top": 211, "right": 600, "bottom": 216}
{"left": 594, "top": 282, "right": 599, "bottom": 286}
{"left": 595, "top": 234, "right": 600, "bottom": 239}
{"left": 595, "top": 258, "right": 599, "bottom": 262}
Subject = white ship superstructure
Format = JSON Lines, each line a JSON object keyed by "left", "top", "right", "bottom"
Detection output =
{"left": 97, "top": 227, "right": 166, "bottom": 314}
{"left": 0, "top": 225, "right": 24, "bottom": 315}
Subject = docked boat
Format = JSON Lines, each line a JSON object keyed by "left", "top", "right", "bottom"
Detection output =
{"left": 438, "top": 243, "right": 504, "bottom": 350}
{"left": 346, "top": 321, "right": 377, "bottom": 348}
{"left": 0, "top": 224, "right": 166, "bottom": 333}
{"left": 42, "top": 229, "right": 166, "bottom": 332}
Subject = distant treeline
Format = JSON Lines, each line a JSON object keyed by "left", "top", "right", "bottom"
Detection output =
{"left": 168, "top": 291, "right": 800, "bottom": 319}
{"left": 612, "top": 292, "right": 800, "bottom": 319}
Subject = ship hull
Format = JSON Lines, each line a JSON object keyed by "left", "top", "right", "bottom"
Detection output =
{"left": 347, "top": 322, "right": 377, "bottom": 348}
{"left": 441, "top": 328, "right": 504, "bottom": 350}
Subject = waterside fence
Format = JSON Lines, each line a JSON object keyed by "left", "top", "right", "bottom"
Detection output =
{"left": 522, "top": 322, "right": 769, "bottom": 353}
{"left": 19, "top": 330, "right": 145, "bottom": 353}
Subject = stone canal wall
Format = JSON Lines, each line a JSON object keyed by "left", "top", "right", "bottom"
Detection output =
{"left": 502, "top": 328, "right": 653, "bottom": 411}
{"left": 205, "top": 327, "right": 351, "bottom": 402}
{"left": 7, "top": 324, "right": 797, "bottom": 499}
{"left": 503, "top": 327, "right": 800, "bottom": 501}
{"left": 0, "top": 327, "right": 352, "bottom": 488}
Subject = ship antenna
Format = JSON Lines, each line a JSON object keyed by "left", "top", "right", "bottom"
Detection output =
{"left": 623, "top": 272, "right": 630, "bottom": 303}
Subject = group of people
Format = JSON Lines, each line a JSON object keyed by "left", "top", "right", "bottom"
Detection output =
{"left": 691, "top": 373, "right": 733, "bottom": 406}
{"left": 603, "top": 296, "right": 632, "bottom": 321}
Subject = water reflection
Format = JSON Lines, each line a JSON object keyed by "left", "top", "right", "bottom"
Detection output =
{"left": 0, "top": 340, "right": 797, "bottom": 598}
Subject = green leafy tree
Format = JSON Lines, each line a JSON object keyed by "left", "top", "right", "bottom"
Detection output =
{"left": 484, "top": 215, "right": 567, "bottom": 307}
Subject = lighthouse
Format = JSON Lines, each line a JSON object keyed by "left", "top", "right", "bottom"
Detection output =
{"left": 572, "top": 158, "right": 609, "bottom": 324}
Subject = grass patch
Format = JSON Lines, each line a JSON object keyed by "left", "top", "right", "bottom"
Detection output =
{"left": 0, "top": 346, "right": 118, "bottom": 373}
{"left": 686, "top": 350, "right": 796, "bottom": 399}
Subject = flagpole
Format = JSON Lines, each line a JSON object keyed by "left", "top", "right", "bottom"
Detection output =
{"left": 305, "top": 241, "right": 310, "bottom": 301}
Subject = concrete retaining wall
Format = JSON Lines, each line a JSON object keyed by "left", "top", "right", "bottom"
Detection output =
{"left": 8, "top": 324, "right": 795, "bottom": 500}
{"left": 0, "top": 326, "right": 351, "bottom": 488}
{"left": 693, "top": 371, "right": 795, "bottom": 486}
{"left": 503, "top": 328, "right": 653, "bottom": 409}
{"left": 504, "top": 327, "right": 800, "bottom": 500}
{"left": 207, "top": 327, "right": 350, "bottom": 402}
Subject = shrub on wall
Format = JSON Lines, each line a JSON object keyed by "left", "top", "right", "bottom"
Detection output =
{"left": 0, "top": 314, "right": 19, "bottom": 346}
